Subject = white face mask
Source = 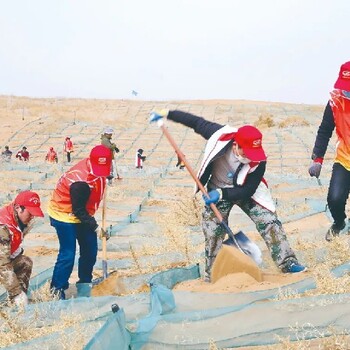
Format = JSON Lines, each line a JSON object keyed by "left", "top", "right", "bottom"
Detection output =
{"left": 237, "top": 154, "right": 251, "bottom": 164}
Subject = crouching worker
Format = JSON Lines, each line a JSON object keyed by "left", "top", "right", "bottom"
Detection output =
{"left": 0, "top": 191, "right": 44, "bottom": 306}
{"left": 48, "top": 145, "right": 112, "bottom": 300}
{"left": 150, "top": 110, "right": 306, "bottom": 282}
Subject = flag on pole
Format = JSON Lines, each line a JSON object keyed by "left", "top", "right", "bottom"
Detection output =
{"left": 132, "top": 90, "right": 138, "bottom": 96}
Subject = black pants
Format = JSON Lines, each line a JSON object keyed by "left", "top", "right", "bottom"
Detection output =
{"left": 327, "top": 162, "right": 350, "bottom": 227}
{"left": 67, "top": 152, "right": 71, "bottom": 162}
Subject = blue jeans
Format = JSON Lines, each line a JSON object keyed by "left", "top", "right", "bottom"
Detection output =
{"left": 50, "top": 217, "right": 97, "bottom": 290}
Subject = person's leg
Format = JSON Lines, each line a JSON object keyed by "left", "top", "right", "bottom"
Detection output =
{"left": 239, "top": 199, "right": 300, "bottom": 270}
{"left": 202, "top": 199, "right": 233, "bottom": 282}
{"left": 50, "top": 217, "right": 77, "bottom": 292}
{"left": 76, "top": 224, "right": 98, "bottom": 283}
{"left": 12, "top": 254, "right": 33, "bottom": 294}
{"left": 326, "top": 163, "right": 350, "bottom": 238}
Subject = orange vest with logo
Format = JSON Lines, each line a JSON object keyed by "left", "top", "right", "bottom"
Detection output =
{"left": 48, "top": 159, "right": 106, "bottom": 223}
{"left": 330, "top": 89, "right": 350, "bottom": 170}
{"left": 0, "top": 204, "right": 23, "bottom": 257}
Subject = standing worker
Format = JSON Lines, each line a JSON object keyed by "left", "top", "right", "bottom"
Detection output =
{"left": 0, "top": 190, "right": 44, "bottom": 306}
{"left": 135, "top": 149, "right": 146, "bottom": 169}
{"left": 63, "top": 137, "right": 74, "bottom": 163}
{"left": 1, "top": 146, "right": 13, "bottom": 162}
{"left": 150, "top": 110, "right": 306, "bottom": 282}
{"left": 48, "top": 145, "right": 112, "bottom": 300}
{"left": 15, "top": 146, "right": 29, "bottom": 162}
{"left": 45, "top": 147, "right": 58, "bottom": 163}
{"left": 101, "top": 127, "right": 121, "bottom": 184}
{"left": 309, "top": 61, "right": 350, "bottom": 241}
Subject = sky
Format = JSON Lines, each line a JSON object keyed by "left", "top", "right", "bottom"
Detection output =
{"left": 0, "top": 0, "right": 349, "bottom": 105}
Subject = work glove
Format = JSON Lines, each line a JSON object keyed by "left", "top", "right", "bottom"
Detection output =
{"left": 149, "top": 109, "right": 169, "bottom": 125}
{"left": 13, "top": 291, "right": 28, "bottom": 307}
{"left": 308, "top": 157, "right": 323, "bottom": 178}
{"left": 98, "top": 226, "right": 112, "bottom": 241}
{"left": 202, "top": 189, "right": 222, "bottom": 206}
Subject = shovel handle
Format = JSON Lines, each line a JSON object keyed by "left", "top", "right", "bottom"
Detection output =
{"left": 101, "top": 185, "right": 108, "bottom": 266}
{"left": 159, "top": 123, "right": 244, "bottom": 253}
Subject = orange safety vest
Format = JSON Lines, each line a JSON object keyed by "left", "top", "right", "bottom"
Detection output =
{"left": 330, "top": 89, "right": 350, "bottom": 170}
{"left": 48, "top": 158, "right": 106, "bottom": 223}
{"left": 46, "top": 150, "right": 57, "bottom": 162}
{"left": 64, "top": 139, "right": 74, "bottom": 152}
{"left": 0, "top": 204, "right": 23, "bottom": 257}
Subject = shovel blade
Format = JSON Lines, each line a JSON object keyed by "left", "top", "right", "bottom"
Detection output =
{"left": 223, "top": 231, "right": 262, "bottom": 265}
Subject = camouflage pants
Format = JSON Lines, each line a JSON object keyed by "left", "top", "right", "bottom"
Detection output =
{"left": 0, "top": 254, "right": 33, "bottom": 299}
{"left": 202, "top": 198, "right": 297, "bottom": 282}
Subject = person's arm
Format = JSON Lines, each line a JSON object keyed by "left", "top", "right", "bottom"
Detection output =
{"left": 168, "top": 110, "right": 224, "bottom": 140}
{"left": 311, "top": 102, "right": 335, "bottom": 159}
{"left": 0, "top": 226, "right": 22, "bottom": 293}
{"left": 221, "top": 162, "right": 266, "bottom": 201}
{"left": 70, "top": 182, "right": 98, "bottom": 230}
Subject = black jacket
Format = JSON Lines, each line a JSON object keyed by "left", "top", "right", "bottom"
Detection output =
{"left": 167, "top": 110, "right": 266, "bottom": 202}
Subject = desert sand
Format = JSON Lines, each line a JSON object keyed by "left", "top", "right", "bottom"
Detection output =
{"left": 1, "top": 95, "right": 349, "bottom": 348}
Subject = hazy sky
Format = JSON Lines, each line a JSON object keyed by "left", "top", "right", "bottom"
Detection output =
{"left": 0, "top": 0, "right": 349, "bottom": 104}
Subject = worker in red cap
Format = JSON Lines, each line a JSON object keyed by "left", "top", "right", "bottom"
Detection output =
{"left": 150, "top": 110, "right": 306, "bottom": 281}
{"left": 45, "top": 147, "right": 58, "bottom": 163}
{"left": 0, "top": 190, "right": 44, "bottom": 306}
{"left": 48, "top": 145, "right": 112, "bottom": 299}
{"left": 309, "top": 61, "right": 350, "bottom": 241}
{"left": 63, "top": 137, "right": 74, "bottom": 163}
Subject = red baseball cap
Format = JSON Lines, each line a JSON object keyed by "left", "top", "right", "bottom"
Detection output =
{"left": 334, "top": 61, "right": 350, "bottom": 91}
{"left": 234, "top": 125, "right": 266, "bottom": 162}
{"left": 89, "top": 145, "right": 112, "bottom": 176}
{"left": 14, "top": 190, "right": 44, "bottom": 217}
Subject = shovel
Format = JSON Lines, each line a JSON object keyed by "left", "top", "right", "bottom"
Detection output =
{"left": 157, "top": 120, "right": 262, "bottom": 265}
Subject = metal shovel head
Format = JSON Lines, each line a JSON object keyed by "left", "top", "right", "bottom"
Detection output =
{"left": 223, "top": 231, "right": 263, "bottom": 266}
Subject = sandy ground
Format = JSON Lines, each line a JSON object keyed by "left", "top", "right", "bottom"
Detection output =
{"left": 1, "top": 96, "right": 349, "bottom": 348}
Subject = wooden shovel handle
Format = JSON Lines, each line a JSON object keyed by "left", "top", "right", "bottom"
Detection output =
{"left": 160, "top": 123, "right": 244, "bottom": 253}
{"left": 101, "top": 185, "right": 107, "bottom": 261}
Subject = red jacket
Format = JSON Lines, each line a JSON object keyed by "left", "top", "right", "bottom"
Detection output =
{"left": 0, "top": 204, "right": 24, "bottom": 258}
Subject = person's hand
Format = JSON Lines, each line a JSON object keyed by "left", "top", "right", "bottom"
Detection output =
{"left": 13, "top": 291, "right": 28, "bottom": 307}
{"left": 202, "top": 189, "right": 222, "bottom": 206}
{"left": 98, "top": 226, "right": 112, "bottom": 240}
{"left": 149, "top": 109, "right": 169, "bottom": 124}
{"left": 308, "top": 158, "right": 323, "bottom": 178}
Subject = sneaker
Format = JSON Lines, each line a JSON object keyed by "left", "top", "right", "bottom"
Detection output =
{"left": 325, "top": 221, "right": 346, "bottom": 242}
{"left": 281, "top": 261, "right": 307, "bottom": 273}
{"left": 50, "top": 288, "right": 66, "bottom": 300}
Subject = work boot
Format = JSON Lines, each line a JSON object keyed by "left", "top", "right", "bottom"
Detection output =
{"left": 281, "top": 260, "right": 307, "bottom": 273}
{"left": 50, "top": 287, "right": 66, "bottom": 300}
{"left": 325, "top": 221, "right": 346, "bottom": 242}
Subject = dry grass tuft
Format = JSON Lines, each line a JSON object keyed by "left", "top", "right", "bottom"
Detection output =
{"left": 254, "top": 114, "right": 275, "bottom": 128}
{"left": 278, "top": 116, "right": 310, "bottom": 128}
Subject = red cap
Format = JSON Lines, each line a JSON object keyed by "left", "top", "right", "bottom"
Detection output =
{"left": 234, "top": 125, "right": 266, "bottom": 162}
{"left": 89, "top": 145, "right": 112, "bottom": 176}
{"left": 334, "top": 61, "right": 350, "bottom": 91}
{"left": 14, "top": 191, "right": 44, "bottom": 217}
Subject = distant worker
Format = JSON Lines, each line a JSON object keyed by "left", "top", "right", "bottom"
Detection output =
{"left": 45, "top": 147, "right": 58, "bottom": 163}
{"left": 15, "top": 146, "right": 29, "bottom": 162}
{"left": 101, "top": 127, "right": 121, "bottom": 183}
{"left": 1, "top": 146, "right": 13, "bottom": 162}
{"left": 135, "top": 149, "right": 146, "bottom": 169}
{"left": 48, "top": 145, "right": 112, "bottom": 300}
{"left": 0, "top": 190, "right": 44, "bottom": 306}
{"left": 63, "top": 137, "right": 74, "bottom": 163}
{"left": 309, "top": 61, "right": 350, "bottom": 241}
